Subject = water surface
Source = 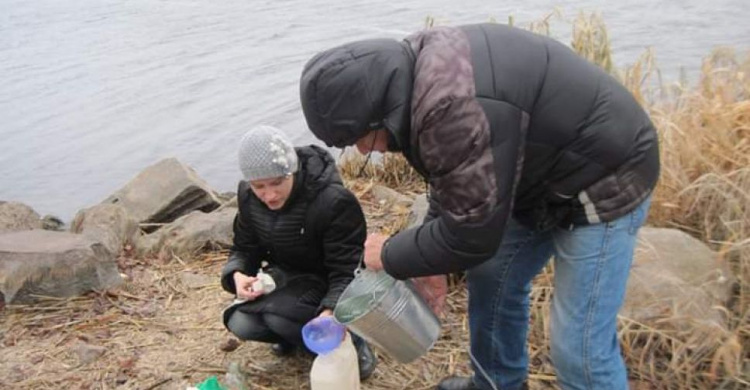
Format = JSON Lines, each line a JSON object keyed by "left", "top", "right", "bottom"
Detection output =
{"left": 1, "top": 0, "right": 747, "bottom": 220}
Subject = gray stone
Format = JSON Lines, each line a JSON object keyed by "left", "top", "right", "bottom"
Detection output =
{"left": 136, "top": 233, "right": 159, "bottom": 257}
{"left": 179, "top": 271, "right": 215, "bottom": 289}
{"left": 371, "top": 184, "right": 413, "bottom": 208}
{"left": 216, "top": 195, "right": 238, "bottom": 211}
{"left": 143, "top": 207, "right": 236, "bottom": 260}
{"left": 0, "top": 201, "right": 42, "bottom": 233}
{"left": 0, "top": 230, "right": 122, "bottom": 304}
{"left": 70, "top": 204, "right": 140, "bottom": 255}
{"left": 623, "top": 227, "right": 735, "bottom": 328}
{"left": 217, "top": 191, "right": 237, "bottom": 204}
{"left": 101, "top": 158, "right": 220, "bottom": 231}
{"left": 41, "top": 215, "right": 65, "bottom": 231}
{"left": 71, "top": 342, "right": 106, "bottom": 365}
{"left": 407, "top": 194, "right": 429, "bottom": 229}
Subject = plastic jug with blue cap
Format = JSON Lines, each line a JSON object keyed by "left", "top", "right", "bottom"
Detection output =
{"left": 302, "top": 316, "right": 360, "bottom": 390}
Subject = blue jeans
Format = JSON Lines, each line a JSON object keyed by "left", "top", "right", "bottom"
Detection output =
{"left": 466, "top": 198, "right": 651, "bottom": 390}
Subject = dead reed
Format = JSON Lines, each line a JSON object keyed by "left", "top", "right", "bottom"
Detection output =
{"left": 627, "top": 48, "right": 749, "bottom": 388}
{"left": 340, "top": 13, "right": 750, "bottom": 389}
{"left": 1, "top": 12, "right": 746, "bottom": 390}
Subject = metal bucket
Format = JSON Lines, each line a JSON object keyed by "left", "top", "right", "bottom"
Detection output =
{"left": 334, "top": 268, "right": 440, "bottom": 363}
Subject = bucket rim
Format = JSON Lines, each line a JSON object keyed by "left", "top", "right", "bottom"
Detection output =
{"left": 333, "top": 270, "right": 396, "bottom": 325}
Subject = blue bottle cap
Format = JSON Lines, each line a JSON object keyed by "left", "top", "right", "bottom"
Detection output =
{"left": 302, "top": 316, "right": 346, "bottom": 354}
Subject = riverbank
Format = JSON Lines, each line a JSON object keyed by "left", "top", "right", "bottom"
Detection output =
{"left": 3, "top": 1, "right": 749, "bottom": 222}
{"left": 1, "top": 14, "right": 747, "bottom": 389}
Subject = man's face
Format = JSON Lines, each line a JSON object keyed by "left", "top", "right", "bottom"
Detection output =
{"left": 249, "top": 175, "right": 294, "bottom": 210}
{"left": 355, "top": 129, "right": 389, "bottom": 154}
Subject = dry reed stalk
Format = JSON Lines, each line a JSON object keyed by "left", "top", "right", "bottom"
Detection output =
{"left": 2, "top": 12, "right": 747, "bottom": 390}
{"left": 571, "top": 12, "right": 614, "bottom": 73}
{"left": 618, "top": 41, "right": 750, "bottom": 389}
{"left": 341, "top": 13, "right": 749, "bottom": 389}
{"left": 339, "top": 151, "right": 425, "bottom": 194}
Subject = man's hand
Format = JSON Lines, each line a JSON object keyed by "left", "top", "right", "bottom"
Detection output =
{"left": 364, "top": 233, "right": 388, "bottom": 271}
{"left": 411, "top": 275, "right": 448, "bottom": 317}
{"left": 233, "top": 272, "right": 264, "bottom": 301}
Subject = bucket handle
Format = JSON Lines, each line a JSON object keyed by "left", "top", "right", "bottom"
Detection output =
{"left": 349, "top": 253, "right": 389, "bottom": 311}
{"left": 354, "top": 253, "right": 366, "bottom": 276}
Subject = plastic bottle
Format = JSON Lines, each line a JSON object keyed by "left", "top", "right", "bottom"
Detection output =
{"left": 223, "top": 361, "right": 249, "bottom": 390}
{"left": 302, "top": 316, "right": 360, "bottom": 390}
{"left": 185, "top": 363, "right": 249, "bottom": 390}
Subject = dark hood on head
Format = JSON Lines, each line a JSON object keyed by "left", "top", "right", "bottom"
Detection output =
{"left": 300, "top": 39, "right": 414, "bottom": 150}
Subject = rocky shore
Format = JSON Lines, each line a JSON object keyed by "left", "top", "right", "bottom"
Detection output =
{"left": 0, "top": 158, "right": 739, "bottom": 388}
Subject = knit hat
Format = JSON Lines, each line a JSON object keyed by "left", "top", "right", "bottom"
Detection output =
{"left": 238, "top": 125, "right": 298, "bottom": 181}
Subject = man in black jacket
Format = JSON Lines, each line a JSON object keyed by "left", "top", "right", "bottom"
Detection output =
{"left": 300, "top": 24, "right": 659, "bottom": 390}
{"left": 220, "top": 125, "right": 376, "bottom": 380}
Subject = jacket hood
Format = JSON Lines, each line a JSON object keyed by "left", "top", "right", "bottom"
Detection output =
{"left": 300, "top": 39, "right": 414, "bottom": 150}
{"left": 295, "top": 145, "right": 341, "bottom": 197}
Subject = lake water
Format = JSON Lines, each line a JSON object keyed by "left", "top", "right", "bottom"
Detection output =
{"left": 1, "top": 0, "right": 748, "bottom": 221}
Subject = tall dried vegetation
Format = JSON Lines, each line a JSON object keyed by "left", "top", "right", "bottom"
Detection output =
{"left": 341, "top": 13, "right": 749, "bottom": 388}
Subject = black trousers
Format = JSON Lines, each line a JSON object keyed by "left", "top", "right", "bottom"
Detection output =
{"left": 226, "top": 310, "right": 306, "bottom": 346}
{"left": 223, "top": 272, "right": 327, "bottom": 346}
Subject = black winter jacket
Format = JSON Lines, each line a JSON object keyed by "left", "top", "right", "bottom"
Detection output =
{"left": 220, "top": 146, "right": 366, "bottom": 311}
{"left": 300, "top": 24, "right": 660, "bottom": 279}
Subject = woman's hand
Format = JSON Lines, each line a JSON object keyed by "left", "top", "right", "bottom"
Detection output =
{"left": 316, "top": 309, "right": 345, "bottom": 341}
{"left": 233, "top": 272, "right": 264, "bottom": 301}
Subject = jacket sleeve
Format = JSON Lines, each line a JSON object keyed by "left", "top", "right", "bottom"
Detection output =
{"left": 382, "top": 97, "right": 528, "bottom": 279}
{"left": 423, "top": 185, "right": 441, "bottom": 224}
{"left": 221, "top": 183, "right": 263, "bottom": 294}
{"left": 317, "top": 187, "right": 367, "bottom": 311}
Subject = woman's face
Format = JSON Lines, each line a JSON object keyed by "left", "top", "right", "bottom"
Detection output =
{"left": 249, "top": 175, "right": 294, "bottom": 210}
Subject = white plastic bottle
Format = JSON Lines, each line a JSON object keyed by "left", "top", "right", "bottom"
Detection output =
{"left": 303, "top": 316, "right": 360, "bottom": 390}
{"left": 310, "top": 332, "right": 360, "bottom": 390}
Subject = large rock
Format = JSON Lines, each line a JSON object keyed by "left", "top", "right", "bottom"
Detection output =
{"left": 70, "top": 204, "right": 140, "bottom": 255}
{"left": 623, "top": 227, "right": 734, "bottom": 328}
{"left": 41, "top": 215, "right": 65, "bottom": 231}
{"left": 407, "top": 194, "right": 429, "bottom": 229}
{"left": 141, "top": 207, "right": 236, "bottom": 260}
{"left": 0, "top": 201, "right": 42, "bottom": 233}
{"left": 102, "top": 158, "right": 221, "bottom": 231}
{"left": 216, "top": 195, "right": 238, "bottom": 211}
{"left": 0, "top": 230, "right": 122, "bottom": 304}
{"left": 371, "top": 184, "right": 413, "bottom": 208}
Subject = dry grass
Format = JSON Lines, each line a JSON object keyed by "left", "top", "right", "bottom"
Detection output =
{"left": 622, "top": 48, "right": 750, "bottom": 388}
{"left": 0, "top": 250, "right": 479, "bottom": 390}
{"left": 557, "top": 12, "right": 749, "bottom": 388}
{"left": 1, "top": 252, "right": 232, "bottom": 389}
{"left": 570, "top": 12, "right": 614, "bottom": 75}
{"left": 1, "top": 13, "right": 747, "bottom": 390}
{"left": 339, "top": 13, "right": 750, "bottom": 390}
{"left": 338, "top": 151, "right": 426, "bottom": 195}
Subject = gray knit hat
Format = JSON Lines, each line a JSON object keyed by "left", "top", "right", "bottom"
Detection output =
{"left": 238, "top": 125, "right": 298, "bottom": 181}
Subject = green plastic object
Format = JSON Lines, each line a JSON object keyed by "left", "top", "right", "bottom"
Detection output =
{"left": 196, "top": 376, "right": 226, "bottom": 390}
